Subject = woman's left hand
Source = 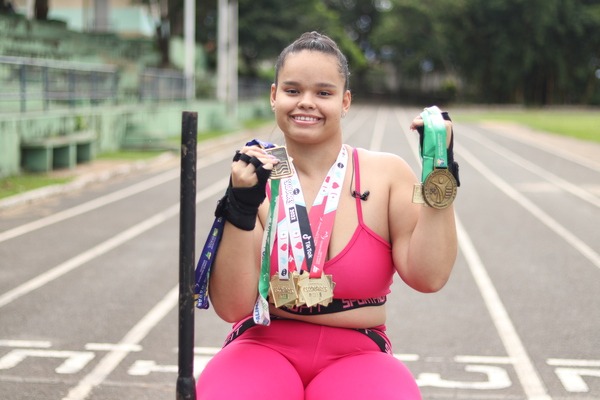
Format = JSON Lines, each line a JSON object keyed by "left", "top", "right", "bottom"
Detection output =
{"left": 410, "top": 114, "right": 453, "bottom": 148}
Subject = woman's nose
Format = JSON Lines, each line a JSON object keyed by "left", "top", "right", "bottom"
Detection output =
{"left": 297, "top": 94, "right": 316, "bottom": 109}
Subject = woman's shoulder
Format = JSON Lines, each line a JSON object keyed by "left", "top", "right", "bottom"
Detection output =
{"left": 354, "top": 147, "right": 415, "bottom": 179}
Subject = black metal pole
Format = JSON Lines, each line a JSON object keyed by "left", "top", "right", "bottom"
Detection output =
{"left": 176, "top": 111, "right": 197, "bottom": 400}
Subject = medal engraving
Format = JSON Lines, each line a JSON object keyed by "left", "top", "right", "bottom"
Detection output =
{"left": 269, "top": 275, "right": 298, "bottom": 308}
{"left": 299, "top": 275, "right": 334, "bottom": 307}
{"left": 412, "top": 183, "right": 425, "bottom": 204}
{"left": 264, "top": 146, "right": 293, "bottom": 179}
{"left": 423, "top": 169, "right": 457, "bottom": 209}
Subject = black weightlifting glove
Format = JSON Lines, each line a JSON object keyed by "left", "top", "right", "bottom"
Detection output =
{"left": 214, "top": 151, "right": 272, "bottom": 231}
{"left": 416, "top": 111, "right": 461, "bottom": 187}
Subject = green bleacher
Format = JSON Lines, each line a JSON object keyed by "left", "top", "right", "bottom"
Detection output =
{"left": 0, "top": 13, "right": 159, "bottom": 67}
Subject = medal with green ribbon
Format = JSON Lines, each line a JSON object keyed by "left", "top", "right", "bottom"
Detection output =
{"left": 416, "top": 106, "right": 457, "bottom": 209}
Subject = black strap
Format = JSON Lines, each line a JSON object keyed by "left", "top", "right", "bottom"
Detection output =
{"left": 222, "top": 316, "right": 390, "bottom": 354}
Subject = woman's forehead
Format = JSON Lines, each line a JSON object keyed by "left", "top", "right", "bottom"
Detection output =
{"left": 279, "top": 51, "right": 343, "bottom": 82}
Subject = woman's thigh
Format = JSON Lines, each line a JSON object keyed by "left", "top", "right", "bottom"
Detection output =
{"left": 305, "top": 352, "right": 421, "bottom": 400}
{"left": 196, "top": 341, "right": 304, "bottom": 400}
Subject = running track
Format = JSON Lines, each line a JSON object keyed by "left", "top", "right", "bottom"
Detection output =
{"left": 0, "top": 105, "right": 599, "bottom": 399}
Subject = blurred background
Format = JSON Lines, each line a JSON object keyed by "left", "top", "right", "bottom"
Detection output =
{"left": 1, "top": 0, "right": 599, "bottom": 182}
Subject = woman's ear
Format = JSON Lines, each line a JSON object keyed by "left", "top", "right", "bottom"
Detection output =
{"left": 270, "top": 83, "right": 277, "bottom": 110}
{"left": 342, "top": 89, "right": 352, "bottom": 115}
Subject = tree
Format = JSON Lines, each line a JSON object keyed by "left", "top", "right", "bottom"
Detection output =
{"left": 237, "top": 0, "right": 365, "bottom": 81}
{"left": 368, "top": 0, "right": 452, "bottom": 101}
{"left": 442, "top": 0, "right": 600, "bottom": 104}
{"left": 323, "top": 0, "right": 387, "bottom": 96}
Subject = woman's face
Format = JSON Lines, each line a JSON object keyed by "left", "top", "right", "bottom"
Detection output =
{"left": 271, "top": 50, "right": 351, "bottom": 144}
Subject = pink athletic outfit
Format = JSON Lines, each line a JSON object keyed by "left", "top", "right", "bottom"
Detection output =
{"left": 196, "top": 148, "right": 421, "bottom": 399}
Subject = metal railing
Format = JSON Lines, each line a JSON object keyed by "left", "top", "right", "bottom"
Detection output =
{"left": 139, "top": 68, "right": 188, "bottom": 103}
{"left": 0, "top": 56, "right": 189, "bottom": 113}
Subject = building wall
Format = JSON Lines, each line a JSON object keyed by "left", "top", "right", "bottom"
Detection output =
{"left": 11, "top": 0, "right": 154, "bottom": 36}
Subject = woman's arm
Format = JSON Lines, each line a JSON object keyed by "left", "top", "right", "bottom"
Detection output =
{"left": 389, "top": 119, "right": 458, "bottom": 292}
{"left": 208, "top": 146, "right": 277, "bottom": 322}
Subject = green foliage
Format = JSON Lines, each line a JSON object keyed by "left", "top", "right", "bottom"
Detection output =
{"left": 441, "top": 0, "right": 600, "bottom": 104}
{"left": 237, "top": 0, "right": 366, "bottom": 80}
{"left": 163, "top": 0, "right": 600, "bottom": 105}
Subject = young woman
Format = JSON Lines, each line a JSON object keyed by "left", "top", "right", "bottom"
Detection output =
{"left": 195, "top": 31, "right": 458, "bottom": 399}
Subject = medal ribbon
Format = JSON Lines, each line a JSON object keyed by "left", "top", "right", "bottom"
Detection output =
{"left": 253, "top": 178, "right": 279, "bottom": 325}
{"left": 420, "top": 106, "right": 448, "bottom": 182}
{"left": 194, "top": 139, "right": 276, "bottom": 311}
{"left": 307, "top": 146, "right": 347, "bottom": 278}
{"left": 277, "top": 178, "right": 304, "bottom": 278}
{"left": 275, "top": 146, "right": 348, "bottom": 279}
{"left": 193, "top": 217, "right": 223, "bottom": 309}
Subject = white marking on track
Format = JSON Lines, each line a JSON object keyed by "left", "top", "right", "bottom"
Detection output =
{"left": 0, "top": 177, "right": 228, "bottom": 309}
{"left": 459, "top": 145, "right": 600, "bottom": 270}
{"left": 62, "top": 286, "right": 178, "bottom": 400}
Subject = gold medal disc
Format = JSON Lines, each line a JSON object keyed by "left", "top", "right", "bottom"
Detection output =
{"left": 423, "top": 169, "right": 457, "bottom": 209}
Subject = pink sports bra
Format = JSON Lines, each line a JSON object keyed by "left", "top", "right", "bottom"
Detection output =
{"left": 269, "top": 147, "right": 394, "bottom": 303}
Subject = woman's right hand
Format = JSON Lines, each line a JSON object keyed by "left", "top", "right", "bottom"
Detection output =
{"left": 231, "top": 145, "right": 279, "bottom": 188}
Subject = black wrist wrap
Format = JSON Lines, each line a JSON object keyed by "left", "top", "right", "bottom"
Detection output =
{"left": 214, "top": 166, "right": 271, "bottom": 231}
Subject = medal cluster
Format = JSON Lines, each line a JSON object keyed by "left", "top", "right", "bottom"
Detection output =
{"left": 269, "top": 272, "right": 335, "bottom": 309}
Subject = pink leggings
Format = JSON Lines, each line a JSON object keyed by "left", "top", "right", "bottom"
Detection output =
{"left": 196, "top": 318, "right": 421, "bottom": 399}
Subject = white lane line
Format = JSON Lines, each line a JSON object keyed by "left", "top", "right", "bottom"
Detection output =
{"left": 0, "top": 340, "right": 52, "bottom": 348}
{"left": 0, "top": 147, "right": 234, "bottom": 244}
{"left": 547, "top": 359, "right": 600, "bottom": 367}
{"left": 478, "top": 122, "right": 600, "bottom": 172}
{"left": 393, "top": 108, "right": 552, "bottom": 400}
{"left": 0, "top": 169, "right": 179, "bottom": 243}
{"left": 456, "top": 219, "right": 551, "bottom": 400}
{"left": 459, "top": 145, "right": 600, "bottom": 270}
{"left": 461, "top": 127, "right": 600, "bottom": 208}
{"left": 62, "top": 286, "right": 179, "bottom": 400}
{"left": 0, "top": 177, "right": 229, "bottom": 309}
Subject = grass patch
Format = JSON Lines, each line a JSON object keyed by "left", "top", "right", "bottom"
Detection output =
{"left": 0, "top": 175, "right": 72, "bottom": 200}
{"left": 97, "top": 150, "right": 166, "bottom": 161}
{"left": 455, "top": 109, "right": 600, "bottom": 143}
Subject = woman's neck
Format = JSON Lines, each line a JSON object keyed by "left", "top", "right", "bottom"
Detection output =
{"left": 287, "top": 142, "right": 345, "bottom": 179}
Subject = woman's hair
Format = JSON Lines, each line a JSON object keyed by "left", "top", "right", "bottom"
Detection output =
{"left": 274, "top": 31, "right": 350, "bottom": 91}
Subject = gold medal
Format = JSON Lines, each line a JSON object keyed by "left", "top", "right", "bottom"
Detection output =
{"left": 294, "top": 272, "right": 308, "bottom": 307}
{"left": 264, "top": 146, "right": 293, "bottom": 179}
{"left": 423, "top": 169, "right": 457, "bottom": 209}
{"left": 269, "top": 275, "right": 298, "bottom": 308}
{"left": 298, "top": 275, "right": 334, "bottom": 307}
